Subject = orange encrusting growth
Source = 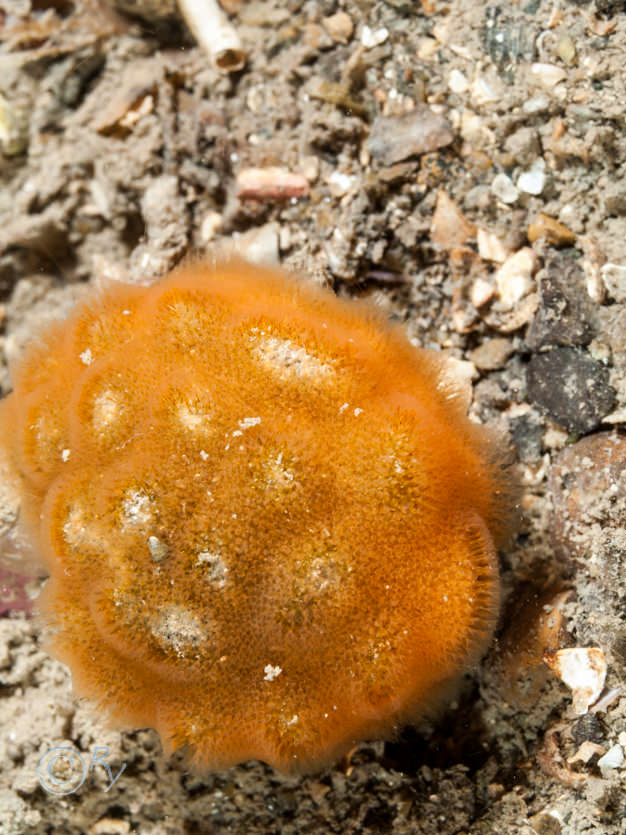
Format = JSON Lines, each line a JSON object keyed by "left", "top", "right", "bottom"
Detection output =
{"left": 0, "top": 260, "right": 514, "bottom": 772}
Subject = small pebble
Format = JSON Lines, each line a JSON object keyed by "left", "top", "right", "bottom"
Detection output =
{"left": 0, "top": 93, "right": 26, "bottom": 156}
{"left": 322, "top": 12, "right": 353, "bottom": 44}
{"left": 327, "top": 171, "right": 356, "bottom": 197}
{"left": 300, "top": 155, "right": 320, "bottom": 184}
{"left": 556, "top": 36, "right": 577, "bottom": 67}
{"left": 527, "top": 348, "right": 616, "bottom": 434}
{"left": 517, "top": 158, "right": 546, "bottom": 196}
{"left": 470, "top": 278, "right": 497, "bottom": 309}
{"left": 199, "top": 211, "right": 223, "bottom": 243}
{"left": 477, "top": 229, "right": 509, "bottom": 263}
{"left": 528, "top": 811, "right": 563, "bottom": 835}
{"left": 600, "top": 263, "right": 626, "bottom": 302}
{"left": 471, "top": 76, "right": 500, "bottom": 105}
{"left": 495, "top": 247, "right": 537, "bottom": 308}
{"left": 360, "top": 25, "right": 389, "bottom": 48}
{"left": 470, "top": 338, "right": 513, "bottom": 371}
{"left": 211, "top": 223, "right": 280, "bottom": 266}
{"left": 531, "top": 62, "right": 567, "bottom": 90}
{"left": 417, "top": 37, "right": 438, "bottom": 60}
{"left": 448, "top": 69, "right": 469, "bottom": 94}
{"left": 491, "top": 173, "right": 519, "bottom": 204}
{"left": 528, "top": 214, "right": 576, "bottom": 247}
{"left": 523, "top": 93, "right": 550, "bottom": 113}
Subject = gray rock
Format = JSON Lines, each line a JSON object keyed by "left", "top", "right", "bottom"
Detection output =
{"left": 366, "top": 107, "right": 454, "bottom": 166}
{"left": 526, "top": 347, "right": 616, "bottom": 434}
{"left": 508, "top": 409, "right": 544, "bottom": 461}
{"left": 526, "top": 254, "right": 596, "bottom": 349}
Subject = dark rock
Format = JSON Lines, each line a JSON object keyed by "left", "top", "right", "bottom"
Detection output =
{"left": 526, "top": 347, "right": 616, "bottom": 434}
{"left": 482, "top": 6, "right": 537, "bottom": 78}
{"left": 572, "top": 711, "right": 606, "bottom": 747}
{"left": 526, "top": 254, "right": 596, "bottom": 349}
{"left": 595, "top": 0, "right": 626, "bottom": 14}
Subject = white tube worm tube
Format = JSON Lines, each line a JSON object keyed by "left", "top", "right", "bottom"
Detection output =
{"left": 177, "top": 0, "right": 245, "bottom": 72}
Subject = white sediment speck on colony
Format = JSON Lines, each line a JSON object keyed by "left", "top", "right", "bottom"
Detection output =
{"left": 307, "top": 555, "right": 339, "bottom": 594}
{"left": 239, "top": 416, "right": 261, "bottom": 430}
{"left": 61, "top": 448, "right": 71, "bottom": 462}
{"left": 80, "top": 348, "right": 93, "bottom": 366}
{"left": 265, "top": 452, "right": 295, "bottom": 488}
{"left": 151, "top": 605, "right": 206, "bottom": 657}
{"left": 121, "top": 488, "right": 154, "bottom": 530}
{"left": 197, "top": 549, "right": 228, "bottom": 588}
{"left": 264, "top": 664, "right": 283, "bottom": 681}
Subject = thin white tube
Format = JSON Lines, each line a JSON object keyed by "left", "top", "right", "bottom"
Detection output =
{"left": 177, "top": 0, "right": 245, "bottom": 72}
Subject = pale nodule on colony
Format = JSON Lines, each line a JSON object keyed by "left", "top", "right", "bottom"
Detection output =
{"left": 177, "top": 400, "right": 212, "bottom": 433}
{"left": 120, "top": 488, "right": 154, "bottom": 531}
{"left": 251, "top": 332, "right": 335, "bottom": 380}
{"left": 62, "top": 504, "right": 92, "bottom": 550}
{"left": 92, "top": 388, "right": 125, "bottom": 434}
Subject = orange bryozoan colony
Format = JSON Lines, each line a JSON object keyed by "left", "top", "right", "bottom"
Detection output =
{"left": 0, "top": 260, "right": 514, "bottom": 772}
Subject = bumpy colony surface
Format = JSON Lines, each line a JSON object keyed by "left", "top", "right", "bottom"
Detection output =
{"left": 0, "top": 261, "right": 513, "bottom": 772}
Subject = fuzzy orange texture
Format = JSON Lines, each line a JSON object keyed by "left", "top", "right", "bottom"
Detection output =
{"left": 0, "top": 260, "right": 515, "bottom": 772}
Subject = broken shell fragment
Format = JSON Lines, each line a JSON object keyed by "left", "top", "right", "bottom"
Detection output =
{"left": 470, "top": 278, "right": 497, "bottom": 310}
{"left": 597, "top": 744, "right": 624, "bottom": 770}
{"left": 431, "top": 191, "right": 475, "bottom": 249}
{"left": 567, "top": 741, "right": 606, "bottom": 765}
{"left": 236, "top": 168, "right": 310, "bottom": 202}
{"left": 544, "top": 647, "right": 607, "bottom": 715}
{"left": 477, "top": 228, "right": 509, "bottom": 263}
{"left": 531, "top": 62, "right": 567, "bottom": 90}
{"left": 495, "top": 247, "right": 537, "bottom": 308}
